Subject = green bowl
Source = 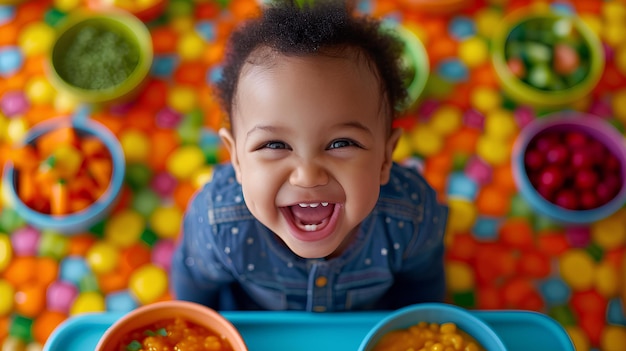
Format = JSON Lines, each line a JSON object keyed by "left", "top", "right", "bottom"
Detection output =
{"left": 47, "top": 10, "right": 153, "bottom": 104}
{"left": 491, "top": 7, "right": 604, "bottom": 107}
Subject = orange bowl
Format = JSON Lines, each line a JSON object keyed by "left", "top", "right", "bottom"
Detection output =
{"left": 95, "top": 300, "right": 248, "bottom": 351}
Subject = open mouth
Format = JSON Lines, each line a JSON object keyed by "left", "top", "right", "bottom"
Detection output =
{"left": 280, "top": 202, "right": 340, "bottom": 242}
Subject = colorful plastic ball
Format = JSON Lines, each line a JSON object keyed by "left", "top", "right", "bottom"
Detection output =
{"left": 125, "top": 163, "right": 154, "bottom": 191}
{"left": 18, "top": 21, "right": 55, "bottom": 57}
{"left": 149, "top": 205, "right": 182, "bottom": 239}
{"left": 1, "top": 90, "right": 30, "bottom": 117}
{"left": 484, "top": 109, "right": 518, "bottom": 141}
{"left": 476, "top": 135, "right": 510, "bottom": 166}
{"left": 11, "top": 227, "right": 40, "bottom": 257}
{"left": 409, "top": 125, "right": 444, "bottom": 157}
{"left": 151, "top": 239, "right": 176, "bottom": 271}
{"left": 25, "top": 76, "right": 56, "bottom": 105}
{"left": 539, "top": 277, "right": 571, "bottom": 306}
{"left": 436, "top": 58, "right": 468, "bottom": 82}
{"left": 470, "top": 86, "right": 502, "bottom": 114}
{"left": 0, "top": 234, "right": 13, "bottom": 272}
{"left": 446, "top": 198, "right": 478, "bottom": 234}
{"left": 446, "top": 172, "right": 479, "bottom": 200}
{"left": 448, "top": 16, "right": 476, "bottom": 40}
{"left": 85, "top": 241, "right": 119, "bottom": 275}
{"left": 445, "top": 261, "right": 475, "bottom": 292}
{"left": 464, "top": 156, "right": 492, "bottom": 186}
{"left": 429, "top": 105, "right": 463, "bottom": 136}
{"left": 59, "top": 256, "right": 90, "bottom": 286}
{"left": 46, "top": 281, "right": 78, "bottom": 314}
{"left": 462, "top": 108, "right": 485, "bottom": 130}
{"left": 0, "top": 279, "right": 15, "bottom": 316}
{"left": 606, "top": 298, "right": 626, "bottom": 326}
{"left": 37, "top": 231, "right": 69, "bottom": 261}
{"left": 0, "top": 5, "right": 16, "bottom": 25}
{"left": 471, "top": 216, "right": 500, "bottom": 240}
{"left": 177, "top": 31, "right": 204, "bottom": 61}
{"left": 167, "top": 85, "right": 198, "bottom": 113}
{"left": 0, "top": 46, "right": 23, "bottom": 77}
{"left": 156, "top": 106, "right": 183, "bottom": 129}
{"left": 150, "top": 171, "right": 178, "bottom": 198}
{"left": 594, "top": 261, "right": 619, "bottom": 298}
{"left": 70, "top": 292, "right": 105, "bottom": 315}
{"left": 166, "top": 145, "right": 206, "bottom": 180}
{"left": 565, "top": 226, "right": 591, "bottom": 248}
{"left": 591, "top": 209, "right": 626, "bottom": 250}
{"left": 105, "top": 210, "right": 145, "bottom": 248}
{"left": 105, "top": 290, "right": 138, "bottom": 313}
{"left": 195, "top": 20, "right": 216, "bottom": 41}
{"left": 129, "top": 264, "right": 168, "bottom": 305}
{"left": 119, "top": 129, "right": 151, "bottom": 163}
{"left": 53, "top": 0, "right": 82, "bottom": 12}
{"left": 559, "top": 249, "right": 596, "bottom": 291}
{"left": 131, "top": 188, "right": 161, "bottom": 217}
{"left": 151, "top": 54, "right": 178, "bottom": 77}
{"left": 458, "top": 36, "right": 489, "bottom": 68}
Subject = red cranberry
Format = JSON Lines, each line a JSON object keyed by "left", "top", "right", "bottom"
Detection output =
{"left": 580, "top": 190, "right": 600, "bottom": 210}
{"left": 524, "top": 149, "right": 545, "bottom": 171}
{"left": 574, "top": 168, "right": 599, "bottom": 190}
{"left": 534, "top": 132, "right": 559, "bottom": 152}
{"left": 554, "top": 189, "right": 579, "bottom": 210}
{"left": 546, "top": 144, "right": 570, "bottom": 165}
{"left": 597, "top": 182, "right": 617, "bottom": 204}
{"left": 570, "top": 148, "right": 594, "bottom": 169}
{"left": 538, "top": 165, "right": 565, "bottom": 190}
{"left": 605, "top": 153, "right": 622, "bottom": 172}
{"left": 564, "top": 130, "right": 589, "bottom": 149}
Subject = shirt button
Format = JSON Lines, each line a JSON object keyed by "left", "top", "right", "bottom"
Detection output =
{"left": 315, "top": 276, "right": 327, "bottom": 287}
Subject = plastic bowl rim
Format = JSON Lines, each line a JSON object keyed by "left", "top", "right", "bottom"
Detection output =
{"left": 511, "top": 111, "right": 626, "bottom": 223}
{"left": 2, "top": 117, "right": 126, "bottom": 234}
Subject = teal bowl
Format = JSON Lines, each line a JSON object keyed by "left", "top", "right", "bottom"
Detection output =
{"left": 359, "top": 303, "right": 507, "bottom": 351}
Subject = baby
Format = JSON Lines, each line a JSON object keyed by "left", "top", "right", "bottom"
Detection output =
{"left": 170, "top": 0, "right": 449, "bottom": 311}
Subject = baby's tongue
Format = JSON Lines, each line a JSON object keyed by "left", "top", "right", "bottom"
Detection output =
{"left": 290, "top": 205, "right": 333, "bottom": 225}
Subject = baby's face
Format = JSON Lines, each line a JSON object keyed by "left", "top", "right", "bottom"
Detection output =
{"left": 219, "top": 53, "right": 400, "bottom": 259}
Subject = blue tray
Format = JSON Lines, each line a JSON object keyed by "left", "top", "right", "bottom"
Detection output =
{"left": 43, "top": 310, "right": 574, "bottom": 351}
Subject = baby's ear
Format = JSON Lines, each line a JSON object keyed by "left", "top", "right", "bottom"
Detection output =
{"left": 218, "top": 128, "right": 242, "bottom": 183}
{"left": 380, "top": 128, "right": 402, "bottom": 185}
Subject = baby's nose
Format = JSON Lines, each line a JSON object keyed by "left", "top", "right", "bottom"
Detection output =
{"left": 289, "top": 161, "right": 329, "bottom": 188}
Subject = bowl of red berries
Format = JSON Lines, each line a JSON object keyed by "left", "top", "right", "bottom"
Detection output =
{"left": 512, "top": 111, "right": 626, "bottom": 224}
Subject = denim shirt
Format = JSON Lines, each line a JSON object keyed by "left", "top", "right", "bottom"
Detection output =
{"left": 170, "top": 162, "right": 448, "bottom": 312}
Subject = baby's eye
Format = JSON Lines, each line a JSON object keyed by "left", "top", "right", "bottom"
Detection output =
{"left": 328, "top": 139, "right": 359, "bottom": 149}
{"left": 263, "top": 141, "right": 289, "bottom": 150}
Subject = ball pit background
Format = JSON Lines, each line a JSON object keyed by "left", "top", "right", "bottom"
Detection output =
{"left": 1, "top": 0, "right": 626, "bottom": 350}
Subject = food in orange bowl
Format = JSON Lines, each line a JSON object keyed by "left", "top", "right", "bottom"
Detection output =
{"left": 95, "top": 300, "right": 248, "bottom": 351}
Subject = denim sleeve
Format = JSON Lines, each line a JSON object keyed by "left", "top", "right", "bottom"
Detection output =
{"left": 383, "top": 197, "right": 448, "bottom": 309}
{"left": 170, "top": 187, "right": 235, "bottom": 308}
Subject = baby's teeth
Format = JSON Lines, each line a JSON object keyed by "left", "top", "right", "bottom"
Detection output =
{"left": 298, "top": 203, "right": 328, "bottom": 207}
{"left": 304, "top": 224, "right": 318, "bottom": 231}
{"left": 321, "top": 202, "right": 328, "bottom": 207}
{"left": 309, "top": 203, "right": 319, "bottom": 208}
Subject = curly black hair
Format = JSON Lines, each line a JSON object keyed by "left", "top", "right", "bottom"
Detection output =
{"left": 215, "top": 0, "right": 408, "bottom": 130}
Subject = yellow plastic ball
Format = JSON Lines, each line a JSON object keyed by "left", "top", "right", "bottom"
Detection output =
{"left": 25, "top": 77, "right": 56, "bottom": 105}
{"left": 483, "top": 109, "right": 518, "bottom": 141}
{"left": 474, "top": 7, "right": 503, "bottom": 39}
{"left": 191, "top": 166, "right": 214, "bottom": 188}
{"left": 429, "top": 105, "right": 463, "bottom": 136}
{"left": 601, "top": 325, "right": 626, "bottom": 351}
{"left": 602, "top": 23, "right": 626, "bottom": 48}
{"left": 559, "top": 249, "right": 596, "bottom": 291}
{"left": 566, "top": 326, "right": 590, "bottom": 351}
{"left": 105, "top": 210, "right": 145, "bottom": 248}
{"left": 53, "top": 91, "right": 80, "bottom": 114}
{"left": 129, "top": 264, "right": 168, "bottom": 305}
{"left": 53, "top": 0, "right": 82, "bottom": 12}
{"left": 169, "top": 16, "right": 195, "bottom": 33}
{"left": 0, "top": 279, "right": 15, "bottom": 316}
{"left": 70, "top": 292, "right": 106, "bottom": 315}
{"left": 458, "top": 37, "right": 489, "bottom": 68}
{"left": 166, "top": 145, "right": 206, "bottom": 180}
{"left": 475, "top": 135, "right": 510, "bottom": 166}
{"left": 409, "top": 125, "right": 444, "bottom": 157}
{"left": 0, "top": 114, "right": 7, "bottom": 143}
{"left": 0, "top": 234, "right": 12, "bottom": 272}
{"left": 446, "top": 198, "right": 477, "bottom": 234}
{"left": 470, "top": 86, "right": 502, "bottom": 114}
{"left": 86, "top": 241, "right": 120, "bottom": 275}
{"left": 119, "top": 129, "right": 151, "bottom": 163}
{"left": 445, "top": 261, "right": 475, "bottom": 292}
{"left": 167, "top": 86, "right": 198, "bottom": 114}
{"left": 177, "top": 31, "right": 205, "bottom": 61}
{"left": 591, "top": 209, "right": 626, "bottom": 250}
{"left": 18, "top": 22, "right": 55, "bottom": 57}
{"left": 602, "top": 1, "right": 626, "bottom": 24}
{"left": 594, "top": 261, "right": 619, "bottom": 298}
{"left": 615, "top": 44, "right": 626, "bottom": 77}
{"left": 392, "top": 133, "right": 413, "bottom": 162}
{"left": 149, "top": 205, "right": 183, "bottom": 239}
{"left": 612, "top": 89, "right": 626, "bottom": 124}
{"left": 6, "top": 117, "right": 29, "bottom": 144}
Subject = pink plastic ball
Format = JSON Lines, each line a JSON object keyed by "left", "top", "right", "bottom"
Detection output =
{"left": 10, "top": 226, "right": 40, "bottom": 256}
{"left": 151, "top": 239, "right": 176, "bottom": 271}
{"left": 46, "top": 281, "right": 79, "bottom": 313}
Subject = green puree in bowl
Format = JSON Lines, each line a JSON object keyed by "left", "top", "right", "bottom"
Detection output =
{"left": 56, "top": 24, "right": 140, "bottom": 90}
